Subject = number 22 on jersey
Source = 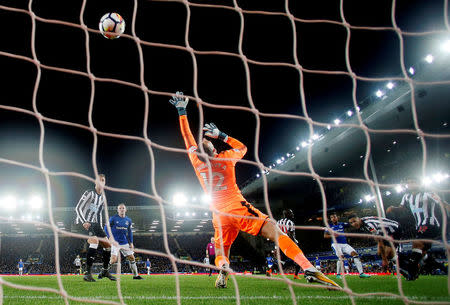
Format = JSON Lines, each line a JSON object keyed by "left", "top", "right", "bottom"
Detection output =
{"left": 200, "top": 172, "right": 227, "bottom": 191}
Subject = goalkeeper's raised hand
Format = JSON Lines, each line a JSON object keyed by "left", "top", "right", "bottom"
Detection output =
{"left": 169, "top": 91, "right": 189, "bottom": 116}
{"left": 203, "top": 123, "right": 228, "bottom": 142}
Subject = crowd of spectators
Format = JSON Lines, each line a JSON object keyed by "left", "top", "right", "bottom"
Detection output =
{"left": 0, "top": 233, "right": 262, "bottom": 275}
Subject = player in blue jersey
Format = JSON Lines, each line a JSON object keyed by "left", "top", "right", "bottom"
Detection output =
{"left": 314, "top": 257, "right": 321, "bottom": 271}
{"left": 266, "top": 253, "right": 275, "bottom": 276}
{"left": 343, "top": 259, "right": 350, "bottom": 274}
{"left": 104, "top": 203, "right": 143, "bottom": 280}
{"left": 17, "top": 259, "right": 24, "bottom": 276}
{"left": 324, "top": 212, "right": 370, "bottom": 279}
{"left": 145, "top": 258, "right": 151, "bottom": 275}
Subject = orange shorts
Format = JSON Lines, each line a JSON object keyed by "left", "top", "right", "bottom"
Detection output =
{"left": 213, "top": 201, "right": 269, "bottom": 249}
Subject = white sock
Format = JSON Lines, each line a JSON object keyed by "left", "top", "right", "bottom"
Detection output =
{"left": 336, "top": 260, "right": 342, "bottom": 275}
{"left": 354, "top": 257, "right": 364, "bottom": 274}
{"left": 129, "top": 260, "right": 138, "bottom": 276}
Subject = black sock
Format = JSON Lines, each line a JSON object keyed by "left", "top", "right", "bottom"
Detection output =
{"left": 410, "top": 251, "right": 423, "bottom": 265}
{"left": 86, "top": 248, "right": 97, "bottom": 273}
{"left": 102, "top": 248, "right": 111, "bottom": 270}
{"left": 295, "top": 265, "right": 300, "bottom": 276}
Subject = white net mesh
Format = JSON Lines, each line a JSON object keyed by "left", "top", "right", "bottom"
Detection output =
{"left": 0, "top": 0, "right": 449, "bottom": 304}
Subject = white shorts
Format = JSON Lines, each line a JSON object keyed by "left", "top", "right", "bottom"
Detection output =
{"left": 315, "top": 265, "right": 321, "bottom": 270}
{"left": 111, "top": 244, "right": 134, "bottom": 257}
{"left": 18, "top": 267, "right": 23, "bottom": 272}
{"left": 332, "top": 243, "right": 356, "bottom": 257}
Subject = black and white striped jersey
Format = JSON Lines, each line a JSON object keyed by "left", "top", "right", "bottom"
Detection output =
{"left": 361, "top": 216, "right": 399, "bottom": 236}
{"left": 75, "top": 189, "right": 105, "bottom": 225}
{"left": 400, "top": 192, "right": 443, "bottom": 228}
{"left": 277, "top": 218, "right": 295, "bottom": 234}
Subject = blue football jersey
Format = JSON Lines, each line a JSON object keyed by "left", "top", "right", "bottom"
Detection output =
{"left": 327, "top": 222, "right": 349, "bottom": 244}
{"left": 105, "top": 214, "right": 133, "bottom": 245}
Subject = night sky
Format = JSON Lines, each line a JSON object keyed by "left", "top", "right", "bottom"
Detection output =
{"left": 0, "top": 0, "right": 448, "bottom": 211}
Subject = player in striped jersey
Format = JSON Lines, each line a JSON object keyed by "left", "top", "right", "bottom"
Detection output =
{"left": 169, "top": 92, "right": 339, "bottom": 289}
{"left": 277, "top": 209, "right": 300, "bottom": 279}
{"left": 75, "top": 174, "right": 115, "bottom": 282}
{"left": 386, "top": 177, "right": 449, "bottom": 280}
{"left": 348, "top": 214, "right": 411, "bottom": 278}
{"left": 324, "top": 212, "right": 370, "bottom": 279}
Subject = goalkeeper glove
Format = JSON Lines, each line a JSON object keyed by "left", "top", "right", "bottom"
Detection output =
{"left": 169, "top": 91, "right": 189, "bottom": 116}
{"left": 203, "top": 123, "right": 228, "bottom": 142}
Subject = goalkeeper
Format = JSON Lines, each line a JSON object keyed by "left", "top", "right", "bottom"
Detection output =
{"left": 169, "top": 92, "right": 339, "bottom": 289}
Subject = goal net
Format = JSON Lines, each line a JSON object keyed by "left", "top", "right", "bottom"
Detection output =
{"left": 0, "top": 0, "right": 449, "bottom": 304}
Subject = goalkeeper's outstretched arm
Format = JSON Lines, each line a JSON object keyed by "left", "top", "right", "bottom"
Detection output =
{"left": 169, "top": 91, "right": 203, "bottom": 168}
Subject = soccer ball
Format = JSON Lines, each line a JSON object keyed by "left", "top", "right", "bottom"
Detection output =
{"left": 99, "top": 13, "right": 125, "bottom": 39}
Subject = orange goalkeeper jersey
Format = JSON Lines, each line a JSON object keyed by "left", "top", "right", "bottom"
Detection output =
{"left": 179, "top": 115, "right": 247, "bottom": 210}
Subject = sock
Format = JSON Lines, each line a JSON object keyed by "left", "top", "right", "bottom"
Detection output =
{"left": 102, "top": 248, "right": 111, "bottom": 270}
{"left": 410, "top": 249, "right": 423, "bottom": 265}
{"left": 129, "top": 260, "right": 138, "bottom": 276}
{"left": 336, "top": 260, "right": 342, "bottom": 275}
{"left": 278, "top": 235, "right": 313, "bottom": 271}
{"left": 294, "top": 264, "right": 300, "bottom": 276}
{"left": 215, "top": 255, "right": 230, "bottom": 268}
{"left": 353, "top": 257, "right": 364, "bottom": 274}
{"left": 86, "top": 247, "right": 97, "bottom": 273}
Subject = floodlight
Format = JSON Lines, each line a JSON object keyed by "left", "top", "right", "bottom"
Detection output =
{"left": 422, "top": 176, "right": 432, "bottom": 186}
{"left": 3, "top": 196, "right": 17, "bottom": 210}
{"left": 408, "top": 67, "right": 415, "bottom": 75}
{"left": 276, "top": 159, "right": 282, "bottom": 164}
{"left": 386, "top": 82, "right": 394, "bottom": 89}
{"left": 395, "top": 185, "right": 404, "bottom": 193}
{"left": 256, "top": 174, "right": 260, "bottom": 178}
{"left": 425, "top": 54, "right": 434, "bottom": 63}
{"left": 347, "top": 110, "right": 353, "bottom": 117}
{"left": 364, "top": 195, "right": 374, "bottom": 202}
{"left": 301, "top": 141, "right": 308, "bottom": 148}
{"left": 333, "top": 119, "right": 341, "bottom": 125}
{"left": 201, "top": 194, "right": 211, "bottom": 205}
{"left": 327, "top": 125, "right": 331, "bottom": 130}
{"left": 441, "top": 40, "right": 450, "bottom": 52}
{"left": 29, "top": 195, "right": 43, "bottom": 210}
{"left": 172, "top": 193, "right": 187, "bottom": 206}
{"left": 385, "top": 191, "right": 391, "bottom": 196}
{"left": 375, "top": 90, "right": 384, "bottom": 98}
{"left": 311, "top": 134, "right": 319, "bottom": 140}
{"left": 432, "top": 172, "right": 447, "bottom": 183}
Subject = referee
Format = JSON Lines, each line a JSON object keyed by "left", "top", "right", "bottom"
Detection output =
{"left": 75, "top": 174, "right": 116, "bottom": 282}
{"left": 276, "top": 209, "right": 300, "bottom": 279}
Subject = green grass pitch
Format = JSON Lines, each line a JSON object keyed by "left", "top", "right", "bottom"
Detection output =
{"left": 1, "top": 274, "right": 449, "bottom": 305}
